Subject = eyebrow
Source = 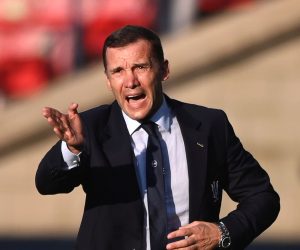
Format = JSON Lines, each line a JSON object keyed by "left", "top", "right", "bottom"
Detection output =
{"left": 109, "top": 66, "right": 123, "bottom": 74}
{"left": 133, "top": 62, "right": 152, "bottom": 68}
{"left": 109, "top": 62, "right": 152, "bottom": 74}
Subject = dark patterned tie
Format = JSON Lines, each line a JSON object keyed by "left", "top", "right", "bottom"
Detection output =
{"left": 141, "top": 122, "right": 167, "bottom": 249}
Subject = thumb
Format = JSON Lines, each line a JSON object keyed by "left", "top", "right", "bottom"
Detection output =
{"left": 68, "top": 103, "right": 79, "bottom": 118}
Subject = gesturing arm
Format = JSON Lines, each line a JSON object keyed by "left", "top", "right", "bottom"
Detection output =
{"left": 35, "top": 103, "right": 87, "bottom": 195}
{"left": 42, "top": 103, "right": 84, "bottom": 154}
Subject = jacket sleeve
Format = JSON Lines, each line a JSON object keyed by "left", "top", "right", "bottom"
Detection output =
{"left": 35, "top": 140, "right": 87, "bottom": 195}
{"left": 220, "top": 113, "right": 280, "bottom": 249}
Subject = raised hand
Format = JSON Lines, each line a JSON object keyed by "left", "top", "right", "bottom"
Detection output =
{"left": 42, "top": 103, "right": 84, "bottom": 154}
{"left": 166, "top": 221, "right": 220, "bottom": 250}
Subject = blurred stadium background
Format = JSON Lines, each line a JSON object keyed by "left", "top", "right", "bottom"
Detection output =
{"left": 0, "top": 0, "right": 300, "bottom": 249}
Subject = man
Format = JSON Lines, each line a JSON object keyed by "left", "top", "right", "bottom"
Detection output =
{"left": 36, "top": 25, "right": 280, "bottom": 250}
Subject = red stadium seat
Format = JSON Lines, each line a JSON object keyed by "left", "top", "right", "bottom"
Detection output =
{"left": 80, "top": 0, "right": 157, "bottom": 60}
{"left": 199, "top": 0, "right": 254, "bottom": 13}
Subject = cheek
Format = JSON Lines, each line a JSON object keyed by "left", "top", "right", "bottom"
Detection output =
{"left": 140, "top": 74, "right": 158, "bottom": 91}
{"left": 109, "top": 80, "right": 123, "bottom": 94}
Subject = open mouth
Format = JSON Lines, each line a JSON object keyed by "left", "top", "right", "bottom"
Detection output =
{"left": 126, "top": 94, "right": 146, "bottom": 102}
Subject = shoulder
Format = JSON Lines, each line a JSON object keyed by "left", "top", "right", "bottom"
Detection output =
{"left": 80, "top": 104, "right": 111, "bottom": 119}
{"left": 168, "top": 97, "right": 228, "bottom": 124}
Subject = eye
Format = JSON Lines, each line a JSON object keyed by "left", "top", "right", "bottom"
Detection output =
{"left": 110, "top": 67, "right": 123, "bottom": 76}
{"left": 135, "top": 64, "right": 150, "bottom": 72}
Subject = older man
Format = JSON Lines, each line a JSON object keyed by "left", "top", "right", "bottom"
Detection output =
{"left": 36, "top": 25, "right": 280, "bottom": 250}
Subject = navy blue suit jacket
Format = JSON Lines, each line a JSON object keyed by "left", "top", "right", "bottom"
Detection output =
{"left": 36, "top": 97, "right": 280, "bottom": 250}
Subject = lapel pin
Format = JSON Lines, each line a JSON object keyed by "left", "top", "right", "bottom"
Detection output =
{"left": 197, "top": 142, "right": 204, "bottom": 148}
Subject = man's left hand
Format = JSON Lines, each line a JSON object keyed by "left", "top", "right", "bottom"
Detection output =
{"left": 166, "top": 221, "right": 220, "bottom": 250}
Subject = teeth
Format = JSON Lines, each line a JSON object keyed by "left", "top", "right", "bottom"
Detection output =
{"left": 126, "top": 94, "right": 145, "bottom": 101}
{"left": 127, "top": 95, "right": 141, "bottom": 99}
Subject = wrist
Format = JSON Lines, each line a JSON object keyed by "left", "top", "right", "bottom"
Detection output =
{"left": 216, "top": 221, "right": 231, "bottom": 249}
{"left": 67, "top": 144, "right": 82, "bottom": 155}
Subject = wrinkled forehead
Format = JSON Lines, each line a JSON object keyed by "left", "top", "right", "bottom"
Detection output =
{"left": 106, "top": 39, "right": 154, "bottom": 67}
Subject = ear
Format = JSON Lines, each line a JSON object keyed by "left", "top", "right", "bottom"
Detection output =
{"left": 161, "top": 60, "right": 170, "bottom": 81}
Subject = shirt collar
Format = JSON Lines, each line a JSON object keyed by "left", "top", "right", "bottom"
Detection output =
{"left": 122, "top": 97, "right": 172, "bottom": 135}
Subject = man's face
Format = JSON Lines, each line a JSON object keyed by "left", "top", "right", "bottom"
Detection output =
{"left": 105, "top": 39, "right": 169, "bottom": 121}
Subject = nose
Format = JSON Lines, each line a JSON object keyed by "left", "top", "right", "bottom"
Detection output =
{"left": 124, "top": 69, "right": 139, "bottom": 88}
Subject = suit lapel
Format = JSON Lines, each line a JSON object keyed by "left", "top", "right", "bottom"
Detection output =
{"left": 100, "top": 99, "right": 209, "bottom": 221}
{"left": 169, "top": 99, "right": 208, "bottom": 222}
{"left": 101, "top": 102, "right": 135, "bottom": 168}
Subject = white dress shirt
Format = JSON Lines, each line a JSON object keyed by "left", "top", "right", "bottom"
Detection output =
{"left": 61, "top": 98, "right": 189, "bottom": 249}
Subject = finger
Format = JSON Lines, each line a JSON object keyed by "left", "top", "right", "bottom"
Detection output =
{"left": 180, "top": 221, "right": 200, "bottom": 229}
{"left": 46, "top": 113, "right": 65, "bottom": 132}
{"left": 46, "top": 116, "right": 61, "bottom": 129}
{"left": 53, "top": 120, "right": 75, "bottom": 141}
{"left": 48, "top": 117, "right": 64, "bottom": 136}
{"left": 168, "top": 228, "right": 193, "bottom": 239}
{"left": 68, "top": 103, "right": 79, "bottom": 119}
{"left": 44, "top": 109, "right": 67, "bottom": 133}
{"left": 59, "top": 113, "right": 71, "bottom": 130}
{"left": 166, "top": 235, "right": 196, "bottom": 249}
{"left": 42, "top": 107, "right": 76, "bottom": 142}
{"left": 42, "top": 107, "right": 61, "bottom": 119}
{"left": 67, "top": 103, "right": 83, "bottom": 137}
{"left": 53, "top": 127, "right": 64, "bottom": 140}
{"left": 42, "top": 107, "right": 52, "bottom": 119}
{"left": 45, "top": 111, "right": 71, "bottom": 139}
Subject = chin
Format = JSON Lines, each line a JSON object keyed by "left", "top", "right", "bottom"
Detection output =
{"left": 130, "top": 113, "right": 147, "bottom": 121}
{"left": 126, "top": 110, "right": 149, "bottom": 121}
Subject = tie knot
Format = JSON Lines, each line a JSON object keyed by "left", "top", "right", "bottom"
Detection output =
{"left": 141, "top": 122, "right": 158, "bottom": 137}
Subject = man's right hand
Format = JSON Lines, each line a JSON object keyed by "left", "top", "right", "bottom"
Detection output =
{"left": 42, "top": 103, "right": 84, "bottom": 154}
